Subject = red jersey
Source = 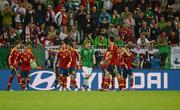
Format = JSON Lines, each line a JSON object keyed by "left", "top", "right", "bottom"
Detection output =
{"left": 70, "top": 49, "right": 78, "bottom": 68}
{"left": 109, "top": 44, "right": 118, "bottom": 65}
{"left": 16, "top": 52, "right": 34, "bottom": 71}
{"left": 124, "top": 55, "right": 133, "bottom": 69}
{"left": 8, "top": 47, "right": 19, "bottom": 67}
{"left": 117, "top": 53, "right": 123, "bottom": 67}
{"left": 102, "top": 51, "right": 110, "bottom": 69}
{"left": 57, "top": 50, "right": 71, "bottom": 68}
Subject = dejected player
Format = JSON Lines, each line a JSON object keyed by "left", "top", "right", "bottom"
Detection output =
{"left": 80, "top": 41, "right": 96, "bottom": 91}
{"left": 56, "top": 42, "right": 72, "bottom": 91}
{"left": 15, "top": 44, "right": 35, "bottom": 90}
{"left": 7, "top": 41, "right": 23, "bottom": 91}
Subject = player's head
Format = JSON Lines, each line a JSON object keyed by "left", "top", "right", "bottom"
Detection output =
{"left": 15, "top": 41, "right": 21, "bottom": 49}
{"left": 61, "top": 42, "right": 66, "bottom": 49}
{"left": 84, "top": 40, "right": 91, "bottom": 48}
{"left": 23, "top": 44, "right": 28, "bottom": 53}
{"left": 108, "top": 36, "right": 115, "bottom": 45}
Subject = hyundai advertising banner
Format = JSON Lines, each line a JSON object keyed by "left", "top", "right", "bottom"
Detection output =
{"left": 0, "top": 69, "right": 180, "bottom": 90}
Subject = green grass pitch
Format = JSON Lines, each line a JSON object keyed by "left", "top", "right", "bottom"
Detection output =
{"left": 0, "top": 91, "right": 180, "bottom": 110}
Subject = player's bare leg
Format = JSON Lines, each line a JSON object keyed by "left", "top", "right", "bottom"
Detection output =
{"left": 130, "top": 74, "right": 134, "bottom": 91}
{"left": 63, "top": 77, "right": 67, "bottom": 91}
{"left": 70, "top": 74, "right": 78, "bottom": 91}
{"left": 59, "top": 75, "right": 63, "bottom": 91}
{"left": 7, "top": 75, "right": 14, "bottom": 91}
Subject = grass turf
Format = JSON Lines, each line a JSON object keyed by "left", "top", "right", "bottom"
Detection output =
{"left": 0, "top": 91, "right": 180, "bottom": 110}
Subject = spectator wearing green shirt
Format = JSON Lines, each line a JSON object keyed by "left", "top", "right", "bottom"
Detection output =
{"left": 144, "top": 6, "right": 155, "bottom": 25}
{"left": 158, "top": 17, "right": 167, "bottom": 30}
{"left": 115, "top": 36, "right": 125, "bottom": 47}
{"left": 93, "top": 33, "right": 108, "bottom": 47}
{"left": 111, "top": 9, "right": 122, "bottom": 26}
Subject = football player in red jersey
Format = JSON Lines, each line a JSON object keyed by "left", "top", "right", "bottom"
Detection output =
{"left": 15, "top": 45, "right": 35, "bottom": 90}
{"left": 56, "top": 42, "right": 72, "bottom": 91}
{"left": 101, "top": 48, "right": 111, "bottom": 91}
{"left": 67, "top": 43, "right": 79, "bottom": 91}
{"left": 105, "top": 36, "right": 118, "bottom": 91}
{"left": 7, "top": 42, "right": 23, "bottom": 91}
{"left": 121, "top": 47, "right": 134, "bottom": 91}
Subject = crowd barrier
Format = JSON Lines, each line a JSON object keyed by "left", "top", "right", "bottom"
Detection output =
{"left": 0, "top": 69, "right": 180, "bottom": 91}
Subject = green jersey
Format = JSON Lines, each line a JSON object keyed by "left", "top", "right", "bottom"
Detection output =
{"left": 80, "top": 48, "right": 94, "bottom": 67}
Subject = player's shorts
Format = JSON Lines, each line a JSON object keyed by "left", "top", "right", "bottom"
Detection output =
{"left": 20, "top": 71, "right": 30, "bottom": 78}
{"left": 10, "top": 69, "right": 17, "bottom": 76}
{"left": 58, "top": 68, "right": 69, "bottom": 77}
{"left": 123, "top": 69, "right": 133, "bottom": 79}
{"left": 107, "top": 65, "right": 116, "bottom": 77}
{"left": 68, "top": 67, "right": 76, "bottom": 74}
{"left": 117, "top": 67, "right": 123, "bottom": 75}
{"left": 82, "top": 67, "right": 92, "bottom": 77}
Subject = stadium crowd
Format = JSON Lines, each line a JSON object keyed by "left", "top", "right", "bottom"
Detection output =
{"left": 0, "top": 0, "right": 180, "bottom": 69}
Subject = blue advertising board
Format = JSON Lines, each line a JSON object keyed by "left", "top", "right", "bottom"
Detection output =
{"left": 0, "top": 69, "right": 180, "bottom": 90}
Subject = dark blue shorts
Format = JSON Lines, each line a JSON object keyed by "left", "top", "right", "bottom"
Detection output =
{"left": 107, "top": 65, "right": 116, "bottom": 77}
{"left": 123, "top": 69, "right": 133, "bottom": 79}
{"left": 117, "top": 67, "right": 123, "bottom": 75}
{"left": 58, "top": 68, "right": 69, "bottom": 77}
{"left": 20, "top": 71, "right": 30, "bottom": 78}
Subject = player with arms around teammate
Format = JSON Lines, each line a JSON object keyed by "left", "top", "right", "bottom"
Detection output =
{"left": 7, "top": 41, "right": 23, "bottom": 91}
{"left": 56, "top": 42, "right": 72, "bottom": 91}
{"left": 68, "top": 43, "right": 79, "bottom": 91}
{"left": 15, "top": 45, "right": 35, "bottom": 90}
{"left": 105, "top": 36, "right": 118, "bottom": 91}
{"left": 80, "top": 41, "right": 96, "bottom": 91}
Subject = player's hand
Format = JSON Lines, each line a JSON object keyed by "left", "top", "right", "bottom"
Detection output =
{"left": 10, "top": 66, "right": 13, "bottom": 69}
{"left": 67, "top": 63, "right": 71, "bottom": 68}
{"left": 77, "top": 65, "right": 81, "bottom": 70}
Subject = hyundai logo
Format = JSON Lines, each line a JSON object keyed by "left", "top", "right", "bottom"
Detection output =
{"left": 29, "top": 71, "right": 57, "bottom": 90}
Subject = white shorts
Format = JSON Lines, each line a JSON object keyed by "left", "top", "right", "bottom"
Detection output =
{"left": 82, "top": 67, "right": 92, "bottom": 76}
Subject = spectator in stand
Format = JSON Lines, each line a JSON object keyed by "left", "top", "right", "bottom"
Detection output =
{"left": 115, "top": 35, "right": 125, "bottom": 47}
{"left": 25, "top": 3, "right": 36, "bottom": 26}
{"left": 45, "top": 5, "right": 55, "bottom": 26}
{"left": 137, "top": 32, "right": 149, "bottom": 49}
{"left": 99, "top": 7, "right": 111, "bottom": 24}
{"left": 90, "top": 6, "right": 99, "bottom": 29}
{"left": 111, "top": 9, "right": 122, "bottom": 26}
{"left": 157, "top": 32, "right": 168, "bottom": 46}
{"left": 69, "top": 25, "right": 80, "bottom": 44}
{"left": 48, "top": 25, "right": 57, "bottom": 39}
{"left": 123, "top": 12, "right": 135, "bottom": 30}
{"left": 35, "top": 4, "right": 45, "bottom": 26}
{"left": 168, "top": 31, "right": 179, "bottom": 46}
{"left": 14, "top": 2, "right": 26, "bottom": 26}
{"left": 150, "top": 23, "right": 161, "bottom": 41}
{"left": 139, "top": 21, "right": 151, "bottom": 39}
{"left": 107, "top": 23, "right": 119, "bottom": 38}
{"left": 1, "top": 3, "right": 14, "bottom": 31}
{"left": 144, "top": 5, "right": 155, "bottom": 25}
{"left": 158, "top": 16, "right": 167, "bottom": 30}
{"left": 93, "top": 33, "right": 108, "bottom": 47}
{"left": 59, "top": 26, "right": 68, "bottom": 41}
{"left": 121, "top": 7, "right": 130, "bottom": 20}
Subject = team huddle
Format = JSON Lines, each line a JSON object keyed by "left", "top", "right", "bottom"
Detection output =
{"left": 7, "top": 36, "right": 134, "bottom": 91}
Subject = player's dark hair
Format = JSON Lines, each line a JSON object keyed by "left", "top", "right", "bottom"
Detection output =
{"left": 15, "top": 41, "right": 20, "bottom": 45}
{"left": 109, "top": 36, "right": 115, "bottom": 42}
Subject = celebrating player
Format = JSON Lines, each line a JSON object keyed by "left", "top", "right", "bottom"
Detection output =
{"left": 106, "top": 36, "right": 118, "bottom": 91}
{"left": 56, "top": 42, "right": 72, "bottom": 91}
{"left": 121, "top": 47, "right": 134, "bottom": 91}
{"left": 80, "top": 41, "right": 96, "bottom": 91}
{"left": 15, "top": 45, "right": 35, "bottom": 90}
{"left": 7, "top": 41, "right": 23, "bottom": 91}
{"left": 68, "top": 43, "right": 79, "bottom": 91}
{"left": 101, "top": 48, "right": 111, "bottom": 91}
